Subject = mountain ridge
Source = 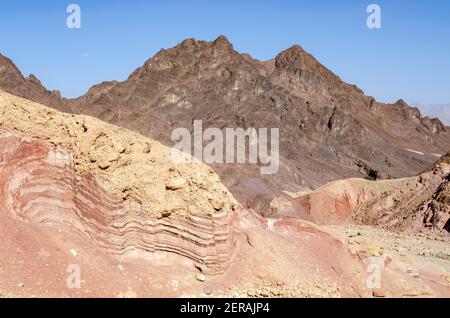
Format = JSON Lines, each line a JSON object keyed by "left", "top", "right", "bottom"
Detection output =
{"left": 1, "top": 35, "right": 449, "bottom": 214}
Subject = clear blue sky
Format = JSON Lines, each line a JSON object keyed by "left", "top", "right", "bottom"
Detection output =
{"left": 0, "top": 0, "right": 449, "bottom": 105}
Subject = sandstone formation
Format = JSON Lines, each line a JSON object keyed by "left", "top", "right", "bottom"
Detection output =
{"left": 0, "top": 90, "right": 235, "bottom": 274}
{"left": 286, "top": 152, "right": 450, "bottom": 234}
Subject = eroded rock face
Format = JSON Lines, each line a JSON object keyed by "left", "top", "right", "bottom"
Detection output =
{"left": 0, "top": 131, "right": 234, "bottom": 274}
{"left": 0, "top": 91, "right": 237, "bottom": 274}
{"left": 350, "top": 156, "right": 450, "bottom": 234}
{"left": 1, "top": 156, "right": 448, "bottom": 297}
{"left": 0, "top": 54, "right": 63, "bottom": 110}
{"left": 286, "top": 152, "right": 450, "bottom": 234}
{"left": 291, "top": 179, "right": 375, "bottom": 225}
{"left": 0, "top": 91, "right": 236, "bottom": 218}
{"left": 415, "top": 155, "right": 450, "bottom": 232}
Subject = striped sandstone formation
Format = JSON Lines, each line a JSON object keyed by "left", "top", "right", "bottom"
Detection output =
{"left": 0, "top": 90, "right": 236, "bottom": 274}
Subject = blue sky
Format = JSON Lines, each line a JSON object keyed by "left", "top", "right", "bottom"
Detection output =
{"left": 0, "top": 0, "right": 449, "bottom": 105}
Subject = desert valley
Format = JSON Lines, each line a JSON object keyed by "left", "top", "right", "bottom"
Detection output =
{"left": 0, "top": 36, "right": 449, "bottom": 298}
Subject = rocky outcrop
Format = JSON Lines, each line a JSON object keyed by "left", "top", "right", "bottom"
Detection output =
{"left": 415, "top": 153, "right": 450, "bottom": 231}
{"left": 416, "top": 103, "right": 450, "bottom": 126}
{"left": 0, "top": 91, "right": 235, "bottom": 216}
{"left": 351, "top": 155, "right": 450, "bottom": 233}
{"left": 286, "top": 152, "right": 450, "bottom": 234}
{"left": 0, "top": 91, "right": 236, "bottom": 274}
{"left": 291, "top": 179, "right": 375, "bottom": 225}
{"left": 273, "top": 44, "right": 363, "bottom": 99}
{"left": 419, "top": 180, "right": 450, "bottom": 231}
{"left": 0, "top": 54, "right": 63, "bottom": 110}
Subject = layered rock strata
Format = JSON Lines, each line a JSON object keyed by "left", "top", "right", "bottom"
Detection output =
{"left": 0, "top": 91, "right": 236, "bottom": 274}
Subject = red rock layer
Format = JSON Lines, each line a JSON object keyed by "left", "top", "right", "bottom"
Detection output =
{"left": 0, "top": 131, "right": 234, "bottom": 274}
{"left": 287, "top": 158, "right": 450, "bottom": 234}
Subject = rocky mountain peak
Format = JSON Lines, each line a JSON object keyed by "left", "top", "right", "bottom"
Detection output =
{"left": 0, "top": 53, "right": 16, "bottom": 68}
{"left": 0, "top": 53, "right": 25, "bottom": 82}
{"left": 143, "top": 35, "right": 237, "bottom": 74}
{"left": 172, "top": 35, "right": 234, "bottom": 54}
{"left": 0, "top": 52, "right": 63, "bottom": 109}
{"left": 273, "top": 44, "right": 348, "bottom": 95}
{"left": 211, "top": 35, "right": 234, "bottom": 50}
{"left": 27, "top": 74, "right": 42, "bottom": 85}
{"left": 274, "top": 44, "right": 307, "bottom": 68}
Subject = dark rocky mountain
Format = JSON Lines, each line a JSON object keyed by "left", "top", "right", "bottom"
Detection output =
{"left": 0, "top": 54, "right": 64, "bottom": 110}
{"left": 415, "top": 103, "right": 450, "bottom": 126}
{"left": 2, "top": 36, "right": 450, "bottom": 214}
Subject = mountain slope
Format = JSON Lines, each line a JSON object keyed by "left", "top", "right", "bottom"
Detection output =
{"left": 290, "top": 151, "right": 450, "bottom": 234}
{"left": 0, "top": 54, "right": 64, "bottom": 110}
{"left": 2, "top": 36, "right": 449, "bottom": 214}
{"left": 415, "top": 103, "right": 450, "bottom": 126}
